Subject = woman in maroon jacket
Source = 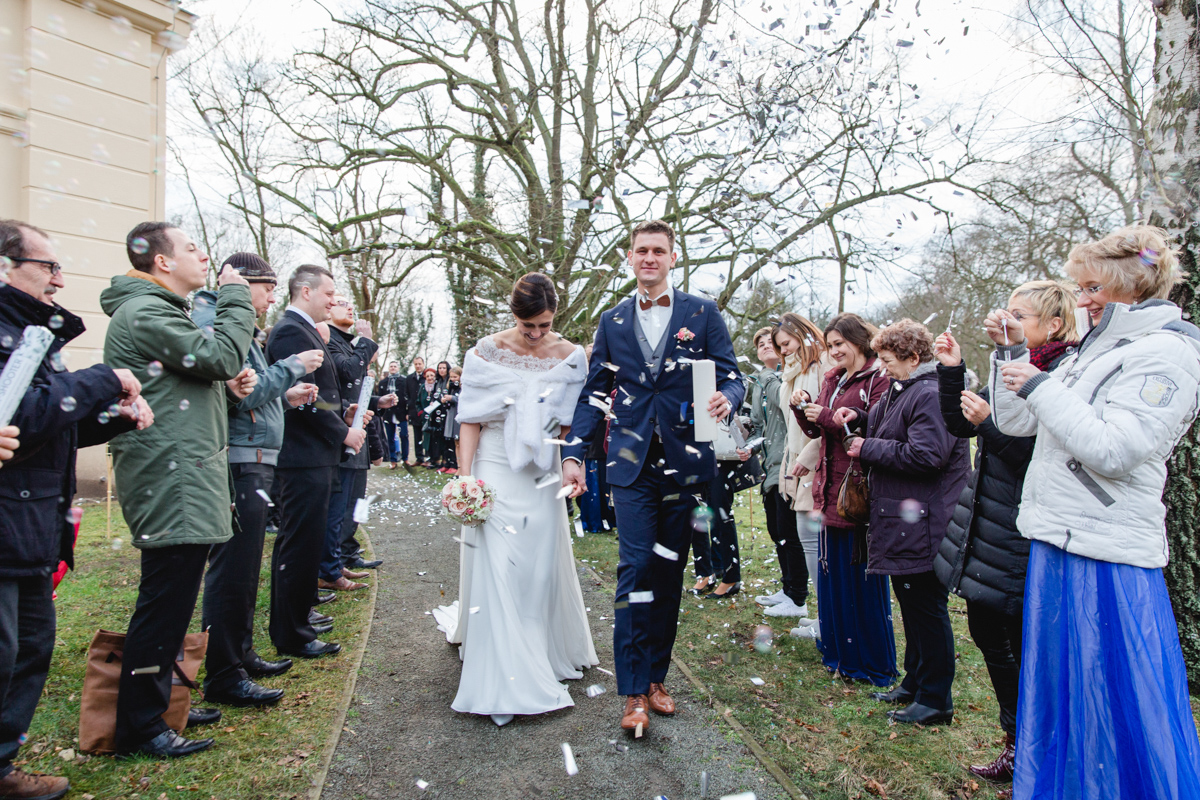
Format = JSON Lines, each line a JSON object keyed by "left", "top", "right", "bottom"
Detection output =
{"left": 792, "top": 313, "right": 896, "bottom": 685}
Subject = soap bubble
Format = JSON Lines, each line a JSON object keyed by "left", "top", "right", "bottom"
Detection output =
{"left": 803, "top": 510, "right": 823, "bottom": 534}
{"left": 147, "top": 360, "right": 162, "bottom": 377}
{"left": 60, "top": 396, "right": 77, "bottom": 412}
{"left": 130, "top": 236, "right": 149, "bottom": 255}
{"left": 110, "top": 15, "right": 132, "bottom": 35}
{"left": 179, "top": 399, "right": 190, "bottom": 411}
{"left": 690, "top": 505, "right": 715, "bottom": 532}
{"left": 753, "top": 624, "right": 774, "bottom": 653}
{"left": 899, "top": 498, "right": 922, "bottom": 524}
{"left": 182, "top": 354, "right": 196, "bottom": 368}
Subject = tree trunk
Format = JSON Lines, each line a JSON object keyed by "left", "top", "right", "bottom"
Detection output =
{"left": 1149, "top": 0, "right": 1200, "bottom": 689}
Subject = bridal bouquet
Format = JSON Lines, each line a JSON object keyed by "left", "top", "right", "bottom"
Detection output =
{"left": 441, "top": 476, "right": 496, "bottom": 527}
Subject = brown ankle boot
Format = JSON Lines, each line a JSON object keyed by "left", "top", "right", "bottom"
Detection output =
{"left": 0, "top": 767, "right": 69, "bottom": 800}
{"left": 969, "top": 732, "right": 1015, "bottom": 782}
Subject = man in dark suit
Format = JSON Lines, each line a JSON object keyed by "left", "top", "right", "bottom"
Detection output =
{"left": 562, "top": 220, "right": 743, "bottom": 736}
{"left": 265, "top": 265, "right": 368, "bottom": 659}
{"left": 404, "top": 356, "right": 425, "bottom": 464}
{"left": 379, "top": 360, "right": 409, "bottom": 467}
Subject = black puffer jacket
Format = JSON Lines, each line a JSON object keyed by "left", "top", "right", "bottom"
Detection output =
{"left": 0, "top": 283, "right": 133, "bottom": 576}
{"left": 932, "top": 361, "right": 1035, "bottom": 617}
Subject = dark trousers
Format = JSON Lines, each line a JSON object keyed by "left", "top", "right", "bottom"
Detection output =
{"left": 892, "top": 570, "right": 955, "bottom": 711}
{"left": 319, "top": 468, "right": 356, "bottom": 582}
{"left": 338, "top": 468, "right": 369, "bottom": 568}
{"left": 412, "top": 420, "right": 425, "bottom": 462}
{"left": 966, "top": 599, "right": 1023, "bottom": 736}
{"left": 270, "top": 465, "right": 335, "bottom": 652}
{"left": 0, "top": 575, "right": 54, "bottom": 776}
{"left": 610, "top": 439, "right": 704, "bottom": 696}
{"left": 428, "top": 428, "right": 447, "bottom": 465}
{"left": 693, "top": 471, "right": 741, "bottom": 583}
{"left": 202, "top": 463, "right": 273, "bottom": 691}
{"left": 115, "top": 544, "right": 209, "bottom": 749}
{"left": 762, "top": 487, "right": 808, "bottom": 604}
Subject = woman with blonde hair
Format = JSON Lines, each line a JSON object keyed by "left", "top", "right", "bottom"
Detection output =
{"left": 991, "top": 226, "right": 1200, "bottom": 799}
{"left": 931, "top": 281, "right": 1077, "bottom": 790}
{"left": 754, "top": 313, "right": 826, "bottom": 627}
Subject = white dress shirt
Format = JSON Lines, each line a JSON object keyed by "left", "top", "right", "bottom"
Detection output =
{"left": 636, "top": 285, "right": 674, "bottom": 351}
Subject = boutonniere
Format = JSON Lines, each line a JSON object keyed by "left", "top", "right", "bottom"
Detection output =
{"left": 675, "top": 328, "right": 695, "bottom": 342}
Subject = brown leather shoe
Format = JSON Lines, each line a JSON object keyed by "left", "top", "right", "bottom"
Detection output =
{"left": 318, "top": 577, "right": 367, "bottom": 591}
{"left": 0, "top": 767, "right": 69, "bottom": 800}
{"left": 342, "top": 567, "right": 369, "bottom": 579}
{"left": 648, "top": 683, "right": 675, "bottom": 715}
{"left": 620, "top": 695, "right": 650, "bottom": 732}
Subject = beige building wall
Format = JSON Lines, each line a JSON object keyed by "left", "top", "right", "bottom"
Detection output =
{"left": 0, "top": 0, "right": 193, "bottom": 491}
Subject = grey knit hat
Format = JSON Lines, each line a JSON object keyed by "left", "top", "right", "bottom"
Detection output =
{"left": 222, "top": 252, "right": 277, "bottom": 284}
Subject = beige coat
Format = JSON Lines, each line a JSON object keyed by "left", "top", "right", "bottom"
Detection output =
{"left": 778, "top": 354, "right": 829, "bottom": 511}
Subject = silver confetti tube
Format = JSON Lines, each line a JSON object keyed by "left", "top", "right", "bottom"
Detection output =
{"left": 0, "top": 326, "right": 54, "bottom": 426}
{"left": 344, "top": 375, "right": 375, "bottom": 455}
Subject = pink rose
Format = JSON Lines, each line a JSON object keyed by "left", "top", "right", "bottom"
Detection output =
{"left": 448, "top": 499, "right": 470, "bottom": 517}
{"left": 465, "top": 482, "right": 484, "bottom": 501}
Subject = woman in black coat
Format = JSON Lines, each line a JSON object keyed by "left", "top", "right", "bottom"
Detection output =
{"left": 931, "top": 281, "right": 1077, "bottom": 786}
{"left": 835, "top": 319, "right": 970, "bottom": 726}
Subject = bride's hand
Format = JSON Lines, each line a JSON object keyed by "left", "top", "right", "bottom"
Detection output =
{"left": 561, "top": 459, "right": 587, "bottom": 498}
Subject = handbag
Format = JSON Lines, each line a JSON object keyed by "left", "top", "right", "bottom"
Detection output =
{"left": 836, "top": 461, "right": 870, "bottom": 524}
{"left": 725, "top": 452, "right": 765, "bottom": 493}
{"left": 79, "top": 629, "right": 207, "bottom": 754}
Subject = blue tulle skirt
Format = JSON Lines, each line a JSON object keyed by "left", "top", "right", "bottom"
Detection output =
{"left": 815, "top": 527, "right": 898, "bottom": 686}
{"left": 1015, "top": 540, "right": 1200, "bottom": 800}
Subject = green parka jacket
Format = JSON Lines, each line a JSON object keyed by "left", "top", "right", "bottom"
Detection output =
{"left": 100, "top": 272, "right": 255, "bottom": 548}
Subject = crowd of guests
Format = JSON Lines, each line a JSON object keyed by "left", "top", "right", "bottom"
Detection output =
{"left": 2, "top": 216, "right": 1200, "bottom": 800}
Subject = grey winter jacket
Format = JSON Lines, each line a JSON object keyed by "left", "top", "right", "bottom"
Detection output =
{"left": 193, "top": 289, "right": 306, "bottom": 464}
{"left": 747, "top": 366, "right": 787, "bottom": 491}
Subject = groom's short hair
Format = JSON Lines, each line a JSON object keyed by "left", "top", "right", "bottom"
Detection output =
{"left": 630, "top": 220, "right": 675, "bottom": 250}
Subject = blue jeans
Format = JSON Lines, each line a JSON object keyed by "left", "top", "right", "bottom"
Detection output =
{"left": 319, "top": 468, "right": 357, "bottom": 582}
{"left": 384, "top": 420, "right": 408, "bottom": 463}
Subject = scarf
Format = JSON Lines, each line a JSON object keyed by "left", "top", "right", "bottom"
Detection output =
{"left": 1029, "top": 340, "right": 1075, "bottom": 372}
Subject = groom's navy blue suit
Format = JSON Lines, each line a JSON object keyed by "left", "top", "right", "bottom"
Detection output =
{"left": 564, "top": 289, "right": 743, "bottom": 696}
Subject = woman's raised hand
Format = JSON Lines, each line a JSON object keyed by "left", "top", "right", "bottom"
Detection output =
{"left": 934, "top": 332, "right": 962, "bottom": 367}
{"left": 984, "top": 309, "right": 1024, "bottom": 347}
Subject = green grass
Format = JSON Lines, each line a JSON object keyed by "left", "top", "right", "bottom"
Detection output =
{"left": 17, "top": 499, "right": 373, "bottom": 800}
{"left": 572, "top": 489, "right": 1200, "bottom": 800}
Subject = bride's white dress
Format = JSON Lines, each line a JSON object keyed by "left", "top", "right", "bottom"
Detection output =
{"left": 432, "top": 336, "right": 598, "bottom": 717}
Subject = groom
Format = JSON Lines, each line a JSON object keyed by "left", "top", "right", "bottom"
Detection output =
{"left": 563, "top": 219, "right": 743, "bottom": 734}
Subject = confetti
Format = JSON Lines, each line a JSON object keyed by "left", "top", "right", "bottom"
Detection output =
{"left": 416, "top": 779, "right": 429, "bottom": 790}
{"left": 535, "top": 473, "right": 560, "bottom": 489}
{"left": 652, "top": 543, "right": 679, "bottom": 561}
{"left": 131, "top": 666, "right": 161, "bottom": 675}
{"left": 749, "top": 677, "right": 765, "bottom": 686}
{"left": 561, "top": 742, "right": 579, "bottom": 776}
{"left": 596, "top": 666, "right": 615, "bottom": 676}
{"left": 556, "top": 485, "right": 573, "bottom": 499}
{"left": 256, "top": 489, "right": 275, "bottom": 507}
{"left": 586, "top": 684, "right": 606, "bottom": 697}
{"left": 629, "top": 590, "right": 654, "bottom": 603}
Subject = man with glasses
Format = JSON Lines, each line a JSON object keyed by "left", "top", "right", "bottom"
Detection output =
{"left": 0, "top": 220, "right": 150, "bottom": 794}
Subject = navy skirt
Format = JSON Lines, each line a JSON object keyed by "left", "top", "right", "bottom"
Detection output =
{"left": 816, "top": 526, "right": 898, "bottom": 686}
{"left": 1015, "top": 540, "right": 1200, "bottom": 799}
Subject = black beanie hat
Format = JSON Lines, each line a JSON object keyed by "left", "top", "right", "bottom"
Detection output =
{"left": 222, "top": 252, "right": 277, "bottom": 284}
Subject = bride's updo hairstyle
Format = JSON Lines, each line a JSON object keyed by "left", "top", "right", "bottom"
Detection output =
{"left": 509, "top": 272, "right": 559, "bottom": 320}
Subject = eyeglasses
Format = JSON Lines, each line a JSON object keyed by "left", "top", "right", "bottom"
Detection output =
{"left": 1007, "top": 310, "right": 1035, "bottom": 322}
{"left": 333, "top": 300, "right": 352, "bottom": 308}
{"left": 1073, "top": 284, "right": 1105, "bottom": 298}
{"left": 10, "top": 257, "right": 62, "bottom": 276}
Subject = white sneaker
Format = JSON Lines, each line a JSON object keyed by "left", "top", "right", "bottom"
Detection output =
{"left": 754, "top": 589, "right": 789, "bottom": 607}
{"left": 790, "top": 623, "right": 821, "bottom": 639}
{"left": 764, "top": 599, "right": 809, "bottom": 618}
{"left": 793, "top": 617, "right": 820, "bottom": 628}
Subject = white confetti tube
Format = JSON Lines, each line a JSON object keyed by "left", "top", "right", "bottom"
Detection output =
{"left": 345, "top": 376, "right": 375, "bottom": 455}
{"left": 691, "top": 358, "right": 717, "bottom": 442}
{"left": 0, "top": 326, "right": 54, "bottom": 426}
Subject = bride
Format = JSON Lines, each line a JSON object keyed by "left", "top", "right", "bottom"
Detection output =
{"left": 432, "top": 272, "right": 599, "bottom": 726}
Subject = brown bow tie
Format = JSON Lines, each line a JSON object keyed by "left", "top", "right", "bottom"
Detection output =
{"left": 639, "top": 294, "right": 670, "bottom": 311}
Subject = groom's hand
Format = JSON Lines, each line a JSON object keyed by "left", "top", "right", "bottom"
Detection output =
{"left": 707, "top": 391, "right": 732, "bottom": 422}
{"left": 562, "top": 459, "right": 587, "bottom": 498}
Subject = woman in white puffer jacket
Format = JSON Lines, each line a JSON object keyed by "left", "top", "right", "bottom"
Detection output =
{"left": 989, "top": 225, "right": 1200, "bottom": 800}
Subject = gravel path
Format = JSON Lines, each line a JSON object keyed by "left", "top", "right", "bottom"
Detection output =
{"left": 319, "top": 470, "right": 785, "bottom": 800}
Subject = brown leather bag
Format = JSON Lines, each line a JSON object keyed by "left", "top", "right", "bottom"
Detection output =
{"left": 837, "top": 461, "right": 870, "bottom": 525}
{"left": 78, "top": 629, "right": 207, "bottom": 754}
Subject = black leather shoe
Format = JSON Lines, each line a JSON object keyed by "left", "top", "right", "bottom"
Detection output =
{"left": 244, "top": 655, "right": 292, "bottom": 678}
{"left": 205, "top": 679, "right": 285, "bottom": 708}
{"left": 280, "top": 640, "right": 341, "bottom": 659}
{"left": 346, "top": 557, "right": 382, "bottom": 569}
{"left": 127, "top": 730, "right": 213, "bottom": 759}
{"left": 314, "top": 592, "right": 336, "bottom": 606}
{"left": 186, "top": 707, "right": 221, "bottom": 727}
{"left": 308, "top": 610, "right": 333, "bottom": 625}
{"left": 889, "top": 702, "right": 954, "bottom": 725}
{"left": 311, "top": 623, "right": 334, "bottom": 635}
{"left": 871, "top": 686, "right": 915, "bottom": 705}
